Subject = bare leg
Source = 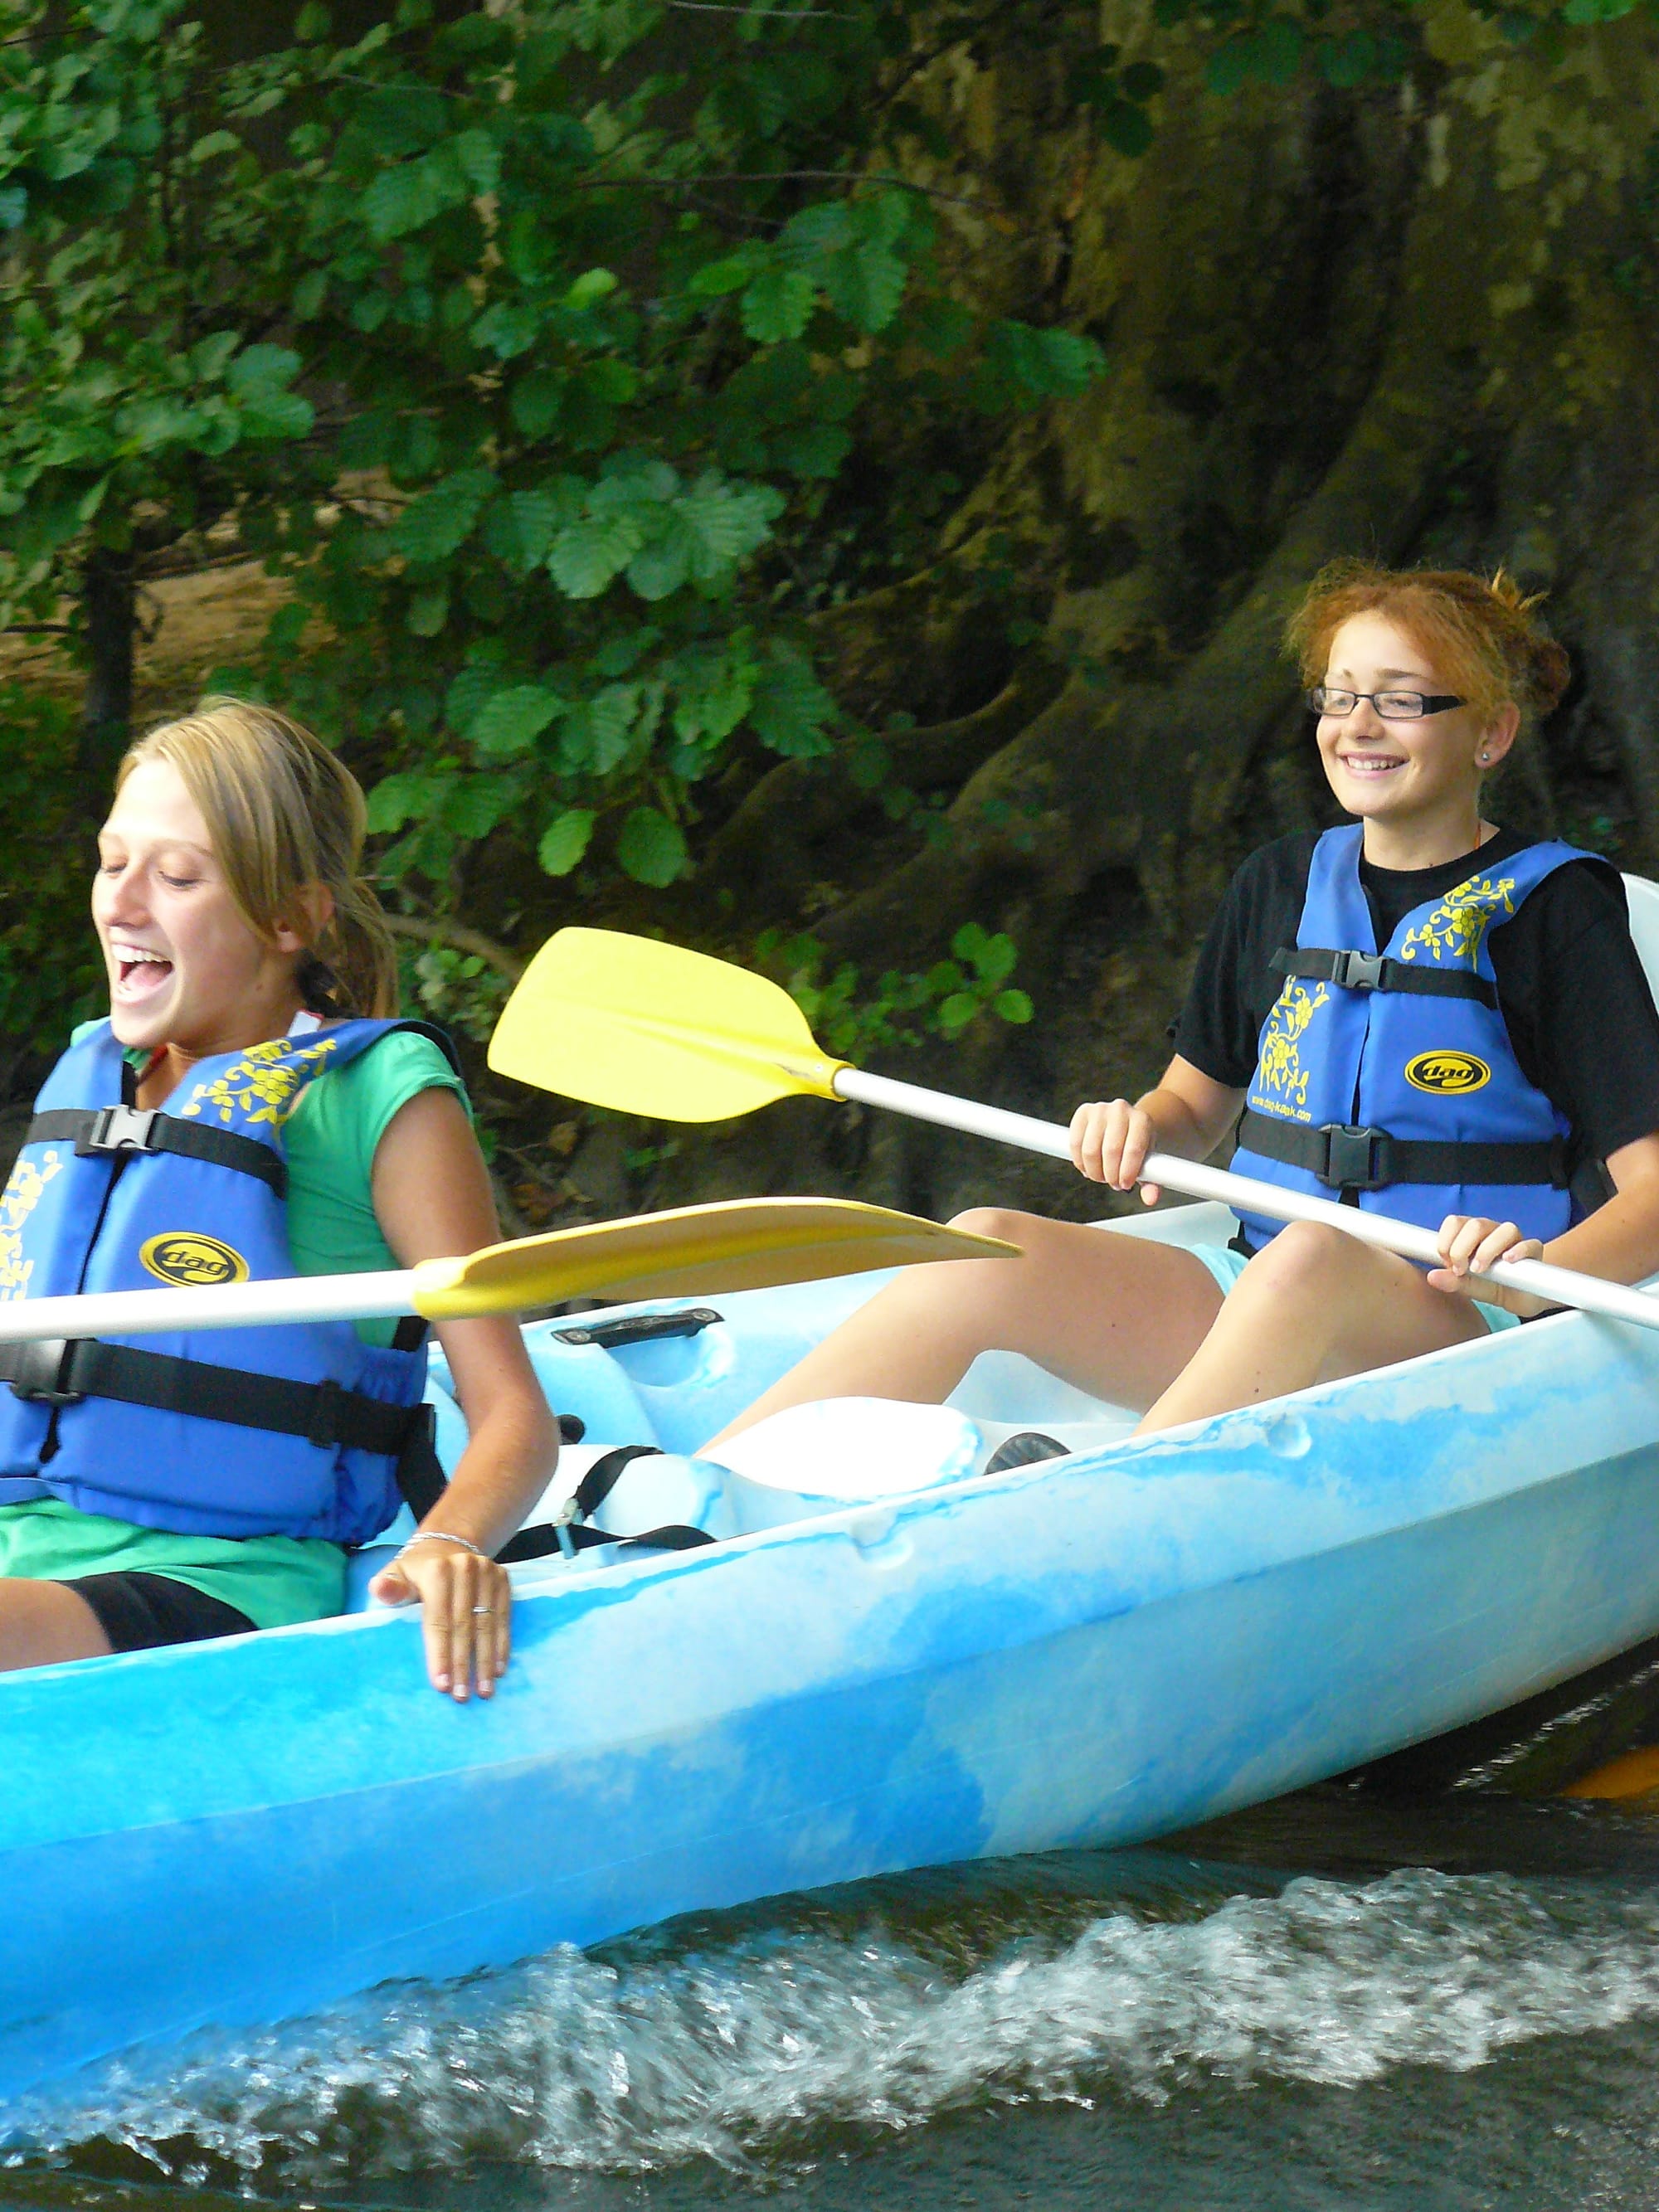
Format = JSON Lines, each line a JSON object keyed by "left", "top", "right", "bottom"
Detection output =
{"left": 0, "top": 1579, "right": 112, "bottom": 1674}
{"left": 1136, "top": 1220, "right": 1487, "bottom": 1435}
{"left": 705, "top": 1210, "right": 1224, "bottom": 1448}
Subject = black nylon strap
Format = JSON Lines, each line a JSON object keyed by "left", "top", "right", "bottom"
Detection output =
{"left": 493, "top": 1443, "right": 717, "bottom": 1562}
{"left": 1237, "top": 1110, "right": 1568, "bottom": 1194}
{"left": 0, "top": 1337, "right": 418, "bottom": 1454}
{"left": 499, "top": 1519, "right": 713, "bottom": 1561}
{"left": 26, "top": 1107, "right": 287, "bottom": 1195}
{"left": 574, "top": 1442, "right": 662, "bottom": 1518}
{"left": 1270, "top": 946, "right": 1497, "bottom": 1008}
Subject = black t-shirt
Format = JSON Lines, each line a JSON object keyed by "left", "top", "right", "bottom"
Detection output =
{"left": 1170, "top": 827, "right": 1659, "bottom": 1168}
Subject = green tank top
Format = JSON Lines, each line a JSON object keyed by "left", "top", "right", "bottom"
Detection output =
{"left": 0, "top": 1028, "right": 470, "bottom": 1631}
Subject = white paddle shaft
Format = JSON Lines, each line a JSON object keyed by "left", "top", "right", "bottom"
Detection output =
{"left": 0, "top": 1269, "right": 421, "bottom": 1344}
{"left": 835, "top": 1067, "right": 1659, "bottom": 1334}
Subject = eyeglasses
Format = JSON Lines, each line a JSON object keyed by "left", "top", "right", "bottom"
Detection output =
{"left": 1308, "top": 687, "right": 1466, "bottom": 722}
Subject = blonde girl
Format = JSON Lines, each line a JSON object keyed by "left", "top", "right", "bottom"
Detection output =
{"left": 0, "top": 700, "right": 556, "bottom": 1698}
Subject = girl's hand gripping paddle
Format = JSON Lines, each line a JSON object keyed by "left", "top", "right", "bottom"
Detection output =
{"left": 487, "top": 926, "right": 1659, "bottom": 1338}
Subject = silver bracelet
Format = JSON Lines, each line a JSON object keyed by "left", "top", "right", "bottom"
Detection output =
{"left": 397, "top": 1530, "right": 491, "bottom": 1563}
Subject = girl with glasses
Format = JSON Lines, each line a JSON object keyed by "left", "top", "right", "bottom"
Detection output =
{"left": 706, "top": 563, "right": 1659, "bottom": 1452}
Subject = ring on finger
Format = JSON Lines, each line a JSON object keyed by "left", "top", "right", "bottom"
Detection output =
{"left": 472, "top": 1604, "right": 494, "bottom": 1616}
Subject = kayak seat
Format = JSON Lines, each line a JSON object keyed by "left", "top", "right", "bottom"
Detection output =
{"left": 713, "top": 1398, "right": 983, "bottom": 1532}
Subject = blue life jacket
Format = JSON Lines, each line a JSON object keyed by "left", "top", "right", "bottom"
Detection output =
{"left": 0, "top": 1018, "right": 456, "bottom": 1544}
{"left": 1229, "top": 826, "right": 1593, "bottom": 1254}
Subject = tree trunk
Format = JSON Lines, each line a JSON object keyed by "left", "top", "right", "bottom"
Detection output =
{"left": 76, "top": 547, "right": 135, "bottom": 790}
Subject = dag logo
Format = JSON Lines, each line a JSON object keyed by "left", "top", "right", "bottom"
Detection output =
{"left": 1404, "top": 1049, "right": 1491, "bottom": 1096}
{"left": 140, "top": 1232, "right": 250, "bottom": 1288}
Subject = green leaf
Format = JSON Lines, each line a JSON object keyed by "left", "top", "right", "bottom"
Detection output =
{"left": 191, "top": 331, "right": 240, "bottom": 381}
{"left": 484, "top": 484, "right": 581, "bottom": 571}
{"left": 951, "top": 921, "right": 990, "bottom": 964}
{"left": 993, "top": 988, "right": 1034, "bottom": 1023}
{"left": 564, "top": 267, "right": 620, "bottom": 309}
{"left": 226, "top": 343, "right": 302, "bottom": 396}
{"left": 938, "top": 991, "right": 979, "bottom": 1030}
{"left": 538, "top": 808, "right": 596, "bottom": 875}
{"left": 367, "top": 769, "right": 445, "bottom": 834}
{"left": 749, "top": 644, "right": 834, "bottom": 757}
{"left": 472, "top": 299, "right": 542, "bottom": 358}
{"left": 625, "top": 526, "right": 692, "bottom": 601}
{"left": 1319, "top": 28, "right": 1376, "bottom": 84}
{"left": 1099, "top": 99, "right": 1154, "bottom": 158}
{"left": 1253, "top": 17, "right": 1305, "bottom": 84}
{"left": 453, "top": 127, "right": 501, "bottom": 192}
{"left": 615, "top": 805, "right": 688, "bottom": 887}
{"left": 770, "top": 422, "right": 852, "bottom": 480}
{"left": 510, "top": 367, "right": 566, "bottom": 436}
{"left": 391, "top": 468, "right": 498, "bottom": 562}
{"left": 469, "top": 684, "right": 565, "bottom": 756}
{"left": 822, "top": 240, "right": 907, "bottom": 333}
{"left": 362, "top": 159, "right": 449, "bottom": 241}
{"left": 1204, "top": 36, "right": 1255, "bottom": 94}
{"left": 742, "top": 267, "right": 818, "bottom": 343}
{"left": 292, "top": 269, "right": 328, "bottom": 320}
{"left": 689, "top": 255, "right": 755, "bottom": 298}
{"left": 548, "top": 509, "right": 648, "bottom": 597}
{"left": 677, "top": 473, "right": 783, "bottom": 586}
{"left": 406, "top": 582, "right": 449, "bottom": 634}
{"left": 588, "top": 683, "right": 640, "bottom": 771}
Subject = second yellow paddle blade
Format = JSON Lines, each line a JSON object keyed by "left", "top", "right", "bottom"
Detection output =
{"left": 488, "top": 927, "right": 847, "bottom": 1121}
{"left": 412, "top": 1197, "right": 1019, "bottom": 1318}
{"left": 1561, "top": 1745, "right": 1659, "bottom": 1801}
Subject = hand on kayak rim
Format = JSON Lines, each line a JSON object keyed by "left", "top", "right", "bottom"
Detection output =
{"left": 368, "top": 1538, "right": 513, "bottom": 1701}
{"left": 1428, "top": 1213, "right": 1554, "bottom": 1317}
{"left": 1068, "top": 1099, "right": 1161, "bottom": 1203}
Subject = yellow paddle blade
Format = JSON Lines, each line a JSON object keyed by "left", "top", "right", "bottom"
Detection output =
{"left": 410, "top": 1197, "right": 1018, "bottom": 1319}
{"left": 487, "top": 927, "right": 847, "bottom": 1121}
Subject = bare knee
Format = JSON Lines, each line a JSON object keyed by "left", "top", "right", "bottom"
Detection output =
{"left": 949, "top": 1205, "right": 1043, "bottom": 1248}
{"left": 1236, "top": 1221, "right": 1360, "bottom": 1303}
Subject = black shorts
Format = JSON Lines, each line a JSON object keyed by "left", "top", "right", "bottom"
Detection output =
{"left": 67, "top": 1572, "right": 255, "bottom": 1654}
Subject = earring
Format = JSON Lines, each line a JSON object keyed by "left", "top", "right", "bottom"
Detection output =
{"left": 1478, "top": 751, "right": 1491, "bottom": 764}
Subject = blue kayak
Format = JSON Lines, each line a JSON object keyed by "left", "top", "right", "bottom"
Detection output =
{"left": 7, "top": 1193, "right": 1659, "bottom": 2105}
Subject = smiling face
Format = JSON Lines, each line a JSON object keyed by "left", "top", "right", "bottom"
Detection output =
{"left": 93, "top": 758, "right": 311, "bottom": 1058}
{"left": 1314, "top": 610, "right": 1518, "bottom": 865}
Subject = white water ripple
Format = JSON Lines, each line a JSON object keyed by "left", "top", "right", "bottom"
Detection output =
{"left": 10, "top": 1865, "right": 1659, "bottom": 2180}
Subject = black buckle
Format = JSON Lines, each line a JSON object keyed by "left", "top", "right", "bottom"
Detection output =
{"left": 76, "top": 1105, "right": 159, "bottom": 1157}
{"left": 6, "top": 1339, "right": 85, "bottom": 1407}
{"left": 1318, "top": 1124, "right": 1392, "bottom": 1191}
{"left": 1330, "top": 950, "right": 1387, "bottom": 991}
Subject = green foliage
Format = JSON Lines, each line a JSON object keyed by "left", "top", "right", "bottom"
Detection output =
{"left": 399, "top": 942, "right": 513, "bottom": 1045}
{"left": 0, "top": 0, "right": 1626, "bottom": 1043}
{"left": 757, "top": 921, "right": 1034, "bottom": 1058}
{"left": 0, "top": 0, "right": 1117, "bottom": 946}
{"left": 0, "top": 686, "right": 103, "bottom": 1052}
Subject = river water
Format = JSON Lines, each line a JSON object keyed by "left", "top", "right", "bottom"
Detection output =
{"left": 7, "top": 1785, "right": 1659, "bottom": 2212}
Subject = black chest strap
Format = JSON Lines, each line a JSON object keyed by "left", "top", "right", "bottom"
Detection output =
{"left": 1271, "top": 946, "right": 1498, "bottom": 1009}
{"left": 1237, "top": 1111, "right": 1568, "bottom": 1194}
{"left": 26, "top": 1107, "right": 287, "bottom": 1197}
{"left": 0, "top": 1336, "right": 421, "bottom": 1455}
